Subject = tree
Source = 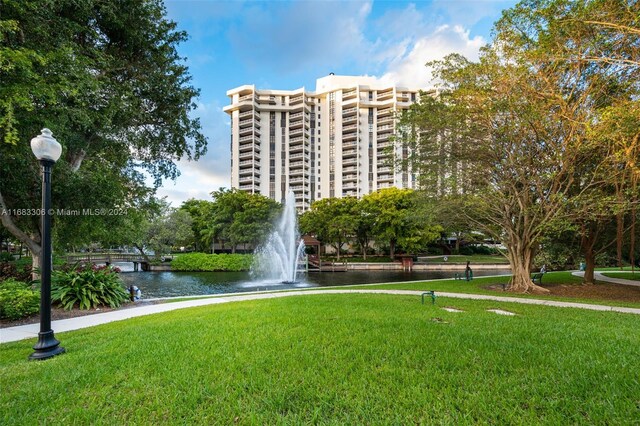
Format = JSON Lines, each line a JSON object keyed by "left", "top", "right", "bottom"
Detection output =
{"left": 400, "top": 0, "right": 639, "bottom": 292}
{"left": 210, "top": 189, "right": 280, "bottom": 253}
{"left": 0, "top": 0, "right": 206, "bottom": 271}
{"left": 363, "top": 188, "right": 440, "bottom": 259}
{"left": 147, "top": 208, "right": 193, "bottom": 258}
{"left": 299, "top": 197, "right": 357, "bottom": 260}
{"left": 180, "top": 199, "right": 216, "bottom": 252}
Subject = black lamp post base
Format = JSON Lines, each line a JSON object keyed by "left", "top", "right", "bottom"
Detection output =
{"left": 29, "top": 331, "right": 65, "bottom": 361}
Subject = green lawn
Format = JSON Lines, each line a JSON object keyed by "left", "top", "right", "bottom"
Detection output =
{"left": 600, "top": 272, "right": 640, "bottom": 281}
{"left": 420, "top": 254, "right": 509, "bottom": 264}
{"left": 343, "top": 271, "right": 640, "bottom": 309}
{"left": 2, "top": 293, "right": 639, "bottom": 424}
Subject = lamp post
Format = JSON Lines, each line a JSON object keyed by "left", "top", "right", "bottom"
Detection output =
{"left": 29, "top": 128, "right": 65, "bottom": 360}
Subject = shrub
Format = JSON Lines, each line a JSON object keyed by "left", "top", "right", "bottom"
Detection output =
{"left": 0, "top": 261, "right": 33, "bottom": 282}
{"left": 0, "top": 279, "right": 40, "bottom": 320}
{"left": 0, "top": 252, "right": 14, "bottom": 262}
{"left": 171, "top": 253, "right": 254, "bottom": 272}
{"left": 52, "top": 265, "right": 129, "bottom": 310}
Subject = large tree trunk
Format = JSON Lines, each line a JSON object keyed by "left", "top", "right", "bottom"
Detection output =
{"left": 505, "top": 238, "right": 549, "bottom": 293}
{"left": 389, "top": 239, "right": 396, "bottom": 260}
{"left": 580, "top": 225, "right": 598, "bottom": 285}
{"left": 583, "top": 248, "right": 596, "bottom": 285}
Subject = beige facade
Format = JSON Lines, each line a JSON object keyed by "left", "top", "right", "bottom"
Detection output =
{"left": 223, "top": 74, "right": 423, "bottom": 210}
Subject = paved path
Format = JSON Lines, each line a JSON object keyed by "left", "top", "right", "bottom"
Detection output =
{"left": 3, "top": 289, "right": 639, "bottom": 344}
{"left": 572, "top": 271, "right": 640, "bottom": 287}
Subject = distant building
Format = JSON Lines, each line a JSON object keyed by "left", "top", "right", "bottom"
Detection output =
{"left": 223, "top": 74, "right": 427, "bottom": 210}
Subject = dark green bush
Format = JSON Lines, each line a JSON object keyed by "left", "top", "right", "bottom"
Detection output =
{"left": 0, "top": 279, "right": 40, "bottom": 320}
{"left": 52, "top": 265, "right": 129, "bottom": 310}
{"left": 171, "top": 253, "right": 253, "bottom": 271}
{"left": 0, "top": 252, "right": 14, "bottom": 262}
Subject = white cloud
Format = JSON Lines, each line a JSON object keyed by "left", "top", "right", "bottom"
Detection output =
{"left": 379, "top": 25, "right": 486, "bottom": 89}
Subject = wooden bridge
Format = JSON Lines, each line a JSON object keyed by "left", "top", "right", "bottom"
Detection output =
{"left": 65, "top": 253, "right": 150, "bottom": 271}
{"left": 307, "top": 255, "right": 348, "bottom": 272}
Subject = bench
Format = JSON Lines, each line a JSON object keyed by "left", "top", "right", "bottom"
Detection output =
{"left": 454, "top": 271, "right": 473, "bottom": 281}
{"left": 421, "top": 291, "right": 436, "bottom": 305}
{"left": 531, "top": 273, "right": 543, "bottom": 284}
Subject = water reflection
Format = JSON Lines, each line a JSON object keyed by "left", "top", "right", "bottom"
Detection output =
{"left": 115, "top": 263, "right": 510, "bottom": 299}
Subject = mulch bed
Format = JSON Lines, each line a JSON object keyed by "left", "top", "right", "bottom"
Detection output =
{"left": 485, "top": 282, "right": 640, "bottom": 304}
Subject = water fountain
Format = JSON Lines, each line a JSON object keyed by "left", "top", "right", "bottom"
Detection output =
{"left": 252, "top": 191, "right": 306, "bottom": 284}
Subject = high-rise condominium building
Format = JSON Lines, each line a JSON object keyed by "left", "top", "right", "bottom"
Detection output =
{"left": 223, "top": 74, "right": 423, "bottom": 210}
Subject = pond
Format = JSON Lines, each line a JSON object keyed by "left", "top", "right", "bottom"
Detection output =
{"left": 116, "top": 264, "right": 511, "bottom": 299}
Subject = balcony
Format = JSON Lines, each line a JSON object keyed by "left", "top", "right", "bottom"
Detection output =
{"left": 290, "top": 95, "right": 303, "bottom": 104}
{"left": 342, "top": 166, "right": 357, "bottom": 172}
{"left": 377, "top": 182, "right": 393, "bottom": 190}
{"left": 289, "top": 168, "right": 305, "bottom": 177}
{"left": 342, "top": 182, "right": 358, "bottom": 190}
{"left": 257, "top": 95, "right": 276, "bottom": 104}
{"left": 289, "top": 136, "right": 304, "bottom": 144}
{"left": 378, "top": 173, "right": 393, "bottom": 182}
{"left": 289, "top": 177, "right": 309, "bottom": 185}
{"left": 377, "top": 141, "right": 393, "bottom": 149}
{"left": 342, "top": 107, "right": 358, "bottom": 116}
{"left": 343, "top": 190, "right": 358, "bottom": 197}
{"left": 238, "top": 159, "right": 259, "bottom": 167}
{"left": 238, "top": 151, "right": 255, "bottom": 160}
{"left": 378, "top": 118, "right": 394, "bottom": 128}
{"left": 343, "top": 157, "right": 358, "bottom": 166}
{"left": 343, "top": 89, "right": 357, "bottom": 99}
{"left": 289, "top": 144, "right": 305, "bottom": 154}
{"left": 239, "top": 110, "right": 260, "bottom": 120}
{"left": 239, "top": 117, "right": 260, "bottom": 129}
{"left": 343, "top": 141, "right": 357, "bottom": 149}
{"left": 377, "top": 107, "right": 393, "bottom": 117}
{"left": 377, "top": 133, "right": 392, "bottom": 141}
{"left": 377, "top": 90, "right": 394, "bottom": 101}
{"left": 239, "top": 183, "right": 259, "bottom": 192}
{"left": 377, "top": 166, "right": 391, "bottom": 173}
{"left": 342, "top": 124, "right": 358, "bottom": 133}
{"left": 289, "top": 127, "right": 304, "bottom": 137}
{"left": 342, "top": 148, "right": 358, "bottom": 158}
{"left": 239, "top": 94, "right": 255, "bottom": 103}
{"left": 342, "top": 132, "right": 357, "bottom": 142}
{"left": 342, "top": 174, "right": 358, "bottom": 182}
{"left": 342, "top": 114, "right": 357, "bottom": 125}
{"left": 290, "top": 153, "right": 310, "bottom": 161}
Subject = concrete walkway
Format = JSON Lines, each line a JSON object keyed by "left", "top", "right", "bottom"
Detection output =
{"left": 2, "top": 288, "right": 639, "bottom": 344}
{"left": 572, "top": 271, "right": 640, "bottom": 287}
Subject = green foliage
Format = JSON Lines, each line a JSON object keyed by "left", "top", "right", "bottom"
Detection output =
{"left": 0, "top": 261, "right": 32, "bottom": 282}
{"left": 171, "top": 253, "right": 254, "bottom": 272}
{"left": 52, "top": 265, "right": 128, "bottom": 310}
{"left": 146, "top": 207, "right": 194, "bottom": 258}
{"left": 0, "top": 278, "right": 39, "bottom": 320}
{"left": 0, "top": 0, "right": 206, "bottom": 255}
{"left": 0, "top": 252, "right": 14, "bottom": 262}
{"left": 208, "top": 189, "right": 281, "bottom": 251}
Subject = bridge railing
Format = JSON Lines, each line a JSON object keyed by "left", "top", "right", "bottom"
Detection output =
{"left": 65, "top": 253, "right": 148, "bottom": 264}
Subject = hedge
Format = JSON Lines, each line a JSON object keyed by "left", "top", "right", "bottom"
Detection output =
{"left": 171, "top": 253, "right": 253, "bottom": 272}
{"left": 0, "top": 279, "right": 40, "bottom": 320}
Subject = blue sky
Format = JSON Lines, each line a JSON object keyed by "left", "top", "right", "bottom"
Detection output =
{"left": 158, "top": 0, "right": 517, "bottom": 205}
